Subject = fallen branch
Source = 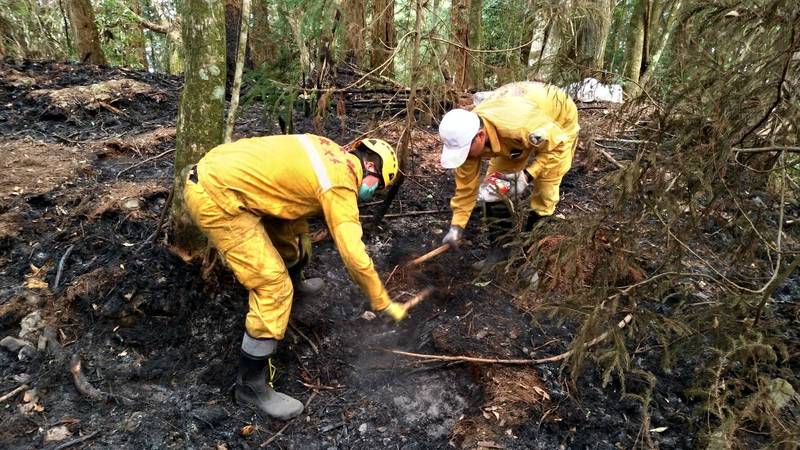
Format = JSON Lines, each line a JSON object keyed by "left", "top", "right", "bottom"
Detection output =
{"left": 288, "top": 321, "right": 319, "bottom": 355}
{"left": 405, "top": 243, "right": 451, "bottom": 268}
{"left": 386, "top": 313, "right": 634, "bottom": 365}
{"left": 53, "top": 431, "right": 99, "bottom": 450}
{"left": 53, "top": 244, "right": 75, "bottom": 291}
{"left": 0, "top": 384, "right": 28, "bottom": 403}
{"left": 732, "top": 145, "right": 800, "bottom": 153}
{"left": 116, "top": 148, "right": 175, "bottom": 179}
{"left": 593, "top": 145, "right": 625, "bottom": 169}
{"left": 69, "top": 354, "right": 107, "bottom": 401}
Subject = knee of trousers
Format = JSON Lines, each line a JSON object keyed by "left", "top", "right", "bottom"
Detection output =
{"left": 529, "top": 178, "right": 562, "bottom": 216}
{"left": 244, "top": 274, "right": 294, "bottom": 340}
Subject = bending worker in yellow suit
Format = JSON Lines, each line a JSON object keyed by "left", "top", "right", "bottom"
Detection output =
{"left": 439, "top": 81, "right": 580, "bottom": 269}
{"left": 184, "top": 134, "right": 406, "bottom": 420}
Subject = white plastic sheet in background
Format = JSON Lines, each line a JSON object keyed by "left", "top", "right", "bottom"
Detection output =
{"left": 565, "top": 78, "right": 624, "bottom": 103}
{"left": 472, "top": 78, "right": 624, "bottom": 106}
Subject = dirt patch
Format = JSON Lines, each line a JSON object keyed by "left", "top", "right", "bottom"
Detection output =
{"left": 0, "top": 138, "right": 93, "bottom": 200}
{"left": 80, "top": 180, "right": 168, "bottom": 220}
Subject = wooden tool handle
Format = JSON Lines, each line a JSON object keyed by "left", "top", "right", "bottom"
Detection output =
{"left": 406, "top": 244, "right": 451, "bottom": 268}
{"left": 402, "top": 287, "right": 435, "bottom": 311}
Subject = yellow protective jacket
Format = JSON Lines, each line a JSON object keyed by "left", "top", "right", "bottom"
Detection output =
{"left": 196, "top": 134, "right": 391, "bottom": 310}
{"left": 449, "top": 85, "right": 579, "bottom": 228}
{"left": 489, "top": 81, "right": 580, "bottom": 137}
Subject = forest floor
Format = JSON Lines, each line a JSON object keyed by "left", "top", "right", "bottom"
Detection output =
{"left": 0, "top": 60, "right": 770, "bottom": 449}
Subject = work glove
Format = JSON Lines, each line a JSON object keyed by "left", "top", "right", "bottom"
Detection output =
{"left": 478, "top": 172, "right": 511, "bottom": 202}
{"left": 478, "top": 171, "right": 529, "bottom": 203}
{"left": 442, "top": 225, "right": 464, "bottom": 248}
{"left": 499, "top": 171, "right": 530, "bottom": 196}
{"left": 382, "top": 302, "right": 407, "bottom": 322}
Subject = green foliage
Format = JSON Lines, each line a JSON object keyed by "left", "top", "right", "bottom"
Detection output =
{"left": 0, "top": 0, "right": 68, "bottom": 60}
{"left": 95, "top": 0, "right": 147, "bottom": 69}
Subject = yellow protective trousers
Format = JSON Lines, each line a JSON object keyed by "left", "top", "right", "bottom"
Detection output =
{"left": 184, "top": 177, "right": 302, "bottom": 341}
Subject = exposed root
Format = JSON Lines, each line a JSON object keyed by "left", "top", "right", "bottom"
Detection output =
{"left": 69, "top": 354, "right": 107, "bottom": 401}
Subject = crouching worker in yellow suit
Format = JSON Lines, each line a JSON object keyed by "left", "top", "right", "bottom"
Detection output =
{"left": 184, "top": 134, "right": 405, "bottom": 420}
{"left": 439, "top": 82, "right": 579, "bottom": 270}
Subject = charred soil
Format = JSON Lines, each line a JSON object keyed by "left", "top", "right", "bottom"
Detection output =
{"left": 0, "top": 60, "right": 743, "bottom": 449}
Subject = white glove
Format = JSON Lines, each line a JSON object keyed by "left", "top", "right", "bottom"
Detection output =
{"left": 442, "top": 225, "right": 464, "bottom": 247}
{"left": 499, "top": 171, "right": 530, "bottom": 196}
{"left": 477, "top": 171, "right": 529, "bottom": 202}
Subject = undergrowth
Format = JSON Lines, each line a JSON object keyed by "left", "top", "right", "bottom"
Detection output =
{"left": 505, "top": 1, "right": 800, "bottom": 448}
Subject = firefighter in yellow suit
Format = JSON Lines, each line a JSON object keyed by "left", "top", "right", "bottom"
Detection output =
{"left": 438, "top": 82, "right": 580, "bottom": 269}
{"left": 184, "top": 134, "right": 406, "bottom": 420}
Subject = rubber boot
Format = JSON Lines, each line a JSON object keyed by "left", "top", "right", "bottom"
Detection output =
{"left": 235, "top": 351, "right": 304, "bottom": 420}
{"left": 524, "top": 211, "right": 545, "bottom": 232}
{"left": 288, "top": 264, "right": 324, "bottom": 297}
{"left": 472, "top": 201, "right": 513, "bottom": 271}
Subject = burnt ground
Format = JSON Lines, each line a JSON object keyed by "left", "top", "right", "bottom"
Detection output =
{"left": 0, "top": 60, "right": 758, "bottom": 449}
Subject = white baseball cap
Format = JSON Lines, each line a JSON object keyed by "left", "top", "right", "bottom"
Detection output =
{"left": 439, "top": 109, "right": 480, "bottom": 169}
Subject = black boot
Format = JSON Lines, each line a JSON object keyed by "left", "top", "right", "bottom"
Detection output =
{"left": 235, "top": 342, "right": 303, "bottom": 420}
{"left": 287, "top": 264, "right": 324, "bottom": 297}
{"left": 524, "top": 211, "right": 545, "bottom": 232}
{"left": 472, "top": 201, "right": 513, "bottom": 271}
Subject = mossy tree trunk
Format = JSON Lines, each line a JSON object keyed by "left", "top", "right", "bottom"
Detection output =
{"left": 65, "top": 0, "right": 106, "bottom": 65}
{"left": 623, "top": 0, "right": 646, "bottom": 95}
{"left": 369, "top": 0, "right": 395, "bottom": 76}
{"left": 171, "top": 0, "right": 226, "bottom": 253}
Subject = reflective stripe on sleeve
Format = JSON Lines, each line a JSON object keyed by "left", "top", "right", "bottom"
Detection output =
{"left": 241, "top": 332, "right": 277, "bottom": 358}
{"left": 299, "top": 134, "right": 332, "bottom": 192}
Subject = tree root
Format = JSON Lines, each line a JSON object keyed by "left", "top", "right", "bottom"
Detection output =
{"left": 69, "top": 354, "right": 107, "bottom": 401}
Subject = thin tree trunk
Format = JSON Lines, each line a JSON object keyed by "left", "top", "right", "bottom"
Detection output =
{"left": 249, "top": 0, "right": 274, "bottom": 67}
{"left": 172, "top": 0, "right": 226, "bottom": 253}
{"left": 64, "top": 0, "right": 106, "bottom": 65}
{"left": 623, "top": 0, "right": 646, "bottom": 95}
{"left": 369, "top": 0, "right": 395, "bottom": 76}
{"left": 225, "top": 0, "right": 251, "bottom": 143}
{"left": 468, "top": 0, "right": 482, "bottom": 88}
{"left": 375, "top": 0, "right": 422, "bottom": 223}
{"left": 638, "top": 0, "right": 683, "bottom": 89}
{"left": 447, "top": 0, "right": 472, "bottom": 90}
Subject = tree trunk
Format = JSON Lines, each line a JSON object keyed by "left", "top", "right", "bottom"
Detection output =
{"left": 225, "top": 0, "right": 251, "bottom": 142}
{"left": 623, "top": 0, "right": 646, "bottom": 94}
{"left": 574, "top": 0, "right": 614, "bottom": 77}
{"left": 468, "top": 0, "right": 482, "bottom": 88}
{"left": 528, "top": 15, "right": 558, "bottom": 81}
{"left": 64, "top": 0, "right": 106, "bottom": 65}
{"left": 447, "top": 0, "right": 472, "bottom": 90}
{"left": 638, "top": 0, "right": 683, "bottom": 89}
{"left": 369, "top": 0, "right": 395, "bottom": 76}
{"left": 249, "top": 0, "right": 274, "bottom": 67}
{"left": 225, "top": 0, "right": 242, "bottom": 90}
{"left": 128, "top": 0, "right": 148, "bottom": 69}
{"left": 172, "top": 0, "right": 226, "bottom": 252}
{"left": 342, "top": 0, "right": 366, "bottom": 66}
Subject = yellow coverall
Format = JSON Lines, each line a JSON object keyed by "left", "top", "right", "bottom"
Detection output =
{"left": 450, "top": 84, "right": 580, "bottom": 228}
{"left": 184, "top": 134, "right": 391, "bottom": 340}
